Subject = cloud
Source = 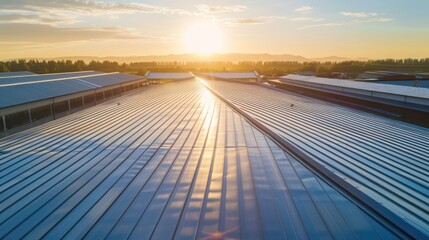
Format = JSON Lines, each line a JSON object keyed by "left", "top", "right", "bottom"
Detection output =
{"left": 341, "top": 12, "right": 379, "bottom": 18}
{"left": 0, "top": 23, "right": 152, "bottom": 43}
{"left": 294, "top": 6, "right": 313, "bottom": 14}
{"left": 299, "top": 18, "right": 394, "bottom": 29}
{"left": 196, "top": 4, "right": 247, "bottom": 13}
{"left": 219, "top": 16, "right": 286, "bottom": 25}
{"left": 291, "top": 17, "right": 315, "bottom": 21}
{"left": 0, "top": 0, "right": 191, "bottom": 16}
{"left": 0, "top": 14, "right": 77, "bottom": 25}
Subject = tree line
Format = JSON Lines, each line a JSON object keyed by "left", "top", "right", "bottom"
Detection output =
{"left": 1, "top": 58, "right": 428, "bottom": 77}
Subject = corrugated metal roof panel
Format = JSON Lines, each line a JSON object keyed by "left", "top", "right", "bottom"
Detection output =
{"left": 0, "top": 71, "right": 103, "bottom": 84}
{"left": 145, "top": 72, "right": 194, "bottom": 79}
{"left": 0, "top": 80, "right": 97, "bottom": 108}
{"left": 203, "top": 80, "right": 429, "bottom": 237}
{"left": 281, "top": 74, "right": 429, "bottom": 99}
{"left": 0, "top": 80, "right": 402, "bottom": 239}
{"left": 0, "top": 72, "right": 143, "bottom": 108}
{"left": 373, "top": 80, "right": 429, "bottom": 89}
{"left": 0, "top": 71, "right": 37, "bottom": 78}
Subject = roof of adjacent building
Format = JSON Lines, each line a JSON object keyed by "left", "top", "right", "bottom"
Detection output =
{"left": 203, "top": 79, "right": 429, "bottom": 238}
{"left": 357, "top": 71, "right": 417, "bottom": 80}
{"left": 373, "top": 80, "right": 429, "bottom": 89}
{"left": 145, "top": 72, "right": 194, "bottom": 79}
{"left": 0, "top": 71, "right": 37, "bottom": 77}
{"left": 0, "top": 80, "right": 403, "bottom": 239}
{"left": 416, "top": 73, "right": 429, "bottom": 80}
{"left": 0, "top": 71, "right": 107, "bottom": 85}
{"left": 0, "top": 71, "right": 143, "bottom": 108}
{"left": 280, "top": 74, "right": 429, "bottom": 100}
{"left": 196, "top": 71, "right": 259, "bottom": 79}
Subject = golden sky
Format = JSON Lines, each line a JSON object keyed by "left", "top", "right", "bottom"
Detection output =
{"left": 1, "top": 0, "right": 428, "bottom": 59}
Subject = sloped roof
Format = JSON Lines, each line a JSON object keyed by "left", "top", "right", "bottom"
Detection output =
{"left": 0, "top": 80, "right": 401, "bottom": 239}
{"left": 204, "top": 80, "right": 429, "bottom": 238}
{"left": 280, "top": 74, "right": 429, "bottom": 100}
{"left": 0, "top": 71, "right": 37, "bottom": 78}
{"left": 0, "top": 71, "right": 103, "bottom": 85}
{"left": 0, "top": 71, "right": 143, "bottom": 108}
{"left": 373, "top": 80, "right": 429, "bottom": 89}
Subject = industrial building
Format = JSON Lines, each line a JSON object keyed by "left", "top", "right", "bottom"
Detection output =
{"left": 275, "top": 74, "right": 429, "bottom": 127}
{"left": 0, "top": 71, "right": 428, "bottom": 239}
{"left": 203, "top": 79, "right": 429, "bottom": 239}
{"left": 355, "top": 71, "right": 429, "bottom": 89}
{"left": 0, "top": 71, "right": 147, "bottom": 137}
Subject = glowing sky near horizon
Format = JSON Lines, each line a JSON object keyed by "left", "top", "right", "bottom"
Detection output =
{"left": 0, "top": 0, "right": 428, "bottom": 59}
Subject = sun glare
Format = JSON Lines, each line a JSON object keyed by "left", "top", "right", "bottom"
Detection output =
{"left": 183, "top": 22, "right": 224, "bottom": 54}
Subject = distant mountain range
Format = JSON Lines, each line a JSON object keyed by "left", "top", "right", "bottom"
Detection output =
{"left": 5, "top": 53, "right": 371, "bottom": 63}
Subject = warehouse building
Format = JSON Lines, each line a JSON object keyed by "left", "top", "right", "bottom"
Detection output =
{"left": 0, "top": 71, "right": 147, "bottom": 137}
{"left": 203, "top": 79, "right": 429, "bottom": 239}
{"left": 0, "top": 73, "right": 427, "bottom": 239}
{"left": 274, "top": 74, "right": 429, "bottom": 127}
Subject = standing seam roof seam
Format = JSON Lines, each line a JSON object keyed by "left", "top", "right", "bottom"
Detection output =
{"left": 199, "top": 78, "right": 423, "bottom": 239}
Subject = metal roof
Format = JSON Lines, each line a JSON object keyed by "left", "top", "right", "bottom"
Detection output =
{"left": 0, "top": 80, "right": 401, "bottom": 239}
{"left": 197, "top": 72, "right": 259, "bottom": 79}
{"left": 203, "top": 79, "right": 429, "bottom": 238}
{"left": 0, "top": 71, "right": 104, "bottom": 85}
{"left": 0, "top": 72, "right": 143, "bottom": 108}
{"left": 145, "top": 72, "right": 194, "bottom": 79}
{"left": 373, "top": 80, "right": 429, "bottom": 89}
{"left": 280, "top": 74, "right": 429, "bottom": 100}
{"left": 357, "top": 71, "right": 417, "bottom": 81}
{"left": 0, "top": 71, "right": 37, "bottom": 78}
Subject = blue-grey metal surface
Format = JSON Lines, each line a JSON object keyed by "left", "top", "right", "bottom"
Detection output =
{"left": 373, "top": 80, "right": 429, "bottom": 89}
{"left": 281, "top": 74, "right": 429, "bottom": 100}
{"left": 203, "top": 79, "right": 429, "bottom": 237}
{"left": 0, "top": 80, "right": 401, "bottom": 239}
{"left": 0, "top": 72, "right": 143, "bottom": 108}
{"left": 0, "top": 71, "right": 37, "bottom": 78}
{"left": 0, "top": 71, "right": 103, "bottom": 84}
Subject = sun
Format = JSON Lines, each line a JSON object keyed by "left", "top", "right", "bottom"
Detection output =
{"left": 183, "top": 22, "right": 224, "bottom": 54}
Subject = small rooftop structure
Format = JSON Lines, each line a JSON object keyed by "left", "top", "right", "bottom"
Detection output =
{"left": 145, "top": 72, "right": 194, "bottom": 83}
{"left": 195, "top": 72, "right": 259, "bottom": 82}
{"left": 293, "top": 71, "right": 316, "bottom": 76}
